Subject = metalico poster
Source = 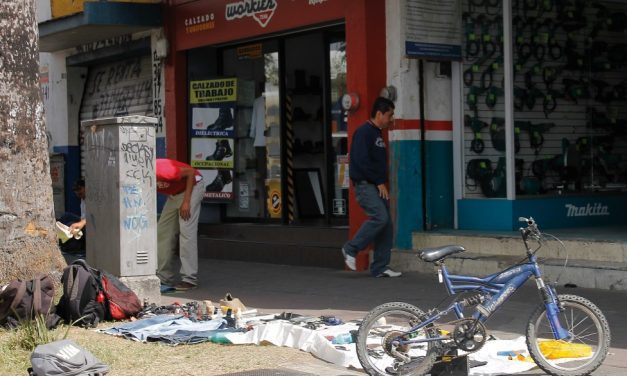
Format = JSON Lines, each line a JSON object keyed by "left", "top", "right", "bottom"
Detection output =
{"left": 189, "top": 77, "right": 237, "bottom": 201}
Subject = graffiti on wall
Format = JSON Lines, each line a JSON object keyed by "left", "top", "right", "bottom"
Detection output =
{"left": 120, "top": 126, "right": 155, "bottom": 187}
{"left": 76, "top": 35, "right": 132, "bottom": 54}
{"left": 82, "top": 57, "right": 152, "bottom": 120}
{"left": 152, "top": 50, "right": 164, "bottom": 135}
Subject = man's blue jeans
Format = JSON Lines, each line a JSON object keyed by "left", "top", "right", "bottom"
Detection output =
{"left": 342, "top": 182, "right": 393, "bottom": 276}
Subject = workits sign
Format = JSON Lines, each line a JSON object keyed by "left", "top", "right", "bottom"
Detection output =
{"left": 173, "top": 0, "right": 345, "bottom": 50}
{"left": 225, "top": 0, "right": 277, "bottom": 28}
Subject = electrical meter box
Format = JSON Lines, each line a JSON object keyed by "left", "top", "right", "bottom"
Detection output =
{"left": 81, "top": 116, "right": 158, "bottom": 277}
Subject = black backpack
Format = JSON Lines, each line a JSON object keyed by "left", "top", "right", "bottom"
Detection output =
{"left": 0, "top": 275, "right": 60, "bottom": 329}
{"left": 56, "top": 260, "right": 106, "bottom": 328}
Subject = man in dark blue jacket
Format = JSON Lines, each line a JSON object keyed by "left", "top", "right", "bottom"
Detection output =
{"left": 341, "top": 97, "right": 401, "bottom": 278}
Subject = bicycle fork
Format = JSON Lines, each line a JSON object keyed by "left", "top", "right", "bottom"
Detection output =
{"left": 536, "top": 277, "right": 570, "bottom": 340}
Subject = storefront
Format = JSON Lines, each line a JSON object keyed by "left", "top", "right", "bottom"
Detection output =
{"left": 165, "top": 0, "right": 387, "bottom": 231}
{"left": 453, "top": 0, "right": 627, "bottom": 230}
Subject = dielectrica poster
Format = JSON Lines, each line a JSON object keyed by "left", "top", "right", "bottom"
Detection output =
{"left": 189, "top": 77, "right": 238, "bottom": 201}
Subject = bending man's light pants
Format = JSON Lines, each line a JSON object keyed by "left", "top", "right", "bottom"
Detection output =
{"left": 157, "top": 182, "right": 203, "bottom": 286}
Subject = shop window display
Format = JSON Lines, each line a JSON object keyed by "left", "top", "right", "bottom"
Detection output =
{"left": 462, "top": 0, "right": 627, "bottom": 199}
{"left": 218, "top": 43, "right": 281, "bottom": 219}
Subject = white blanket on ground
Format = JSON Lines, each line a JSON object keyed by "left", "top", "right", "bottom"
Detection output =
{"left": 227, "top": 321, "right": 361, "bottom": 369}
{"left": 100, "top": 316, "right": 550, "bottom": 374}
{"left": 226, "top": 321, "right": 539, "bottom": 375}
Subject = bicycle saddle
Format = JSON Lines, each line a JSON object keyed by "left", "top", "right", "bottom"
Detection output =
{"left": 419, "top": 245, "right": 465, "bottom": 263}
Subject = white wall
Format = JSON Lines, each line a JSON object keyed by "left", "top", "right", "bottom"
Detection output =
{"left": 40, "top": 51, "right": 69, "bottom": 149}
{"left": 385, "top": 0, "right": 420, "bottom": 121}
{"left": 385, "top": 0, "right": 453, "bottom": 122}
{"left": 35, "top": 0, "right": 51, "bottom": 23}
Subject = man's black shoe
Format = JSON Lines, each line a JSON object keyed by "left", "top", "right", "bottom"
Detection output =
{"left": 207, "top": 108, "right": 233, "bottom": 131}
{"left": 206, "top": 170, "right": 232, "bottom": 192}
{"left": 206, "top": 140, "right": 233, "bottom": 161}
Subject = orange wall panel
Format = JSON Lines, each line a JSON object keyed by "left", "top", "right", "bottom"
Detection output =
{"left": 51, "top": 0, "right": 161, "bottom": 19}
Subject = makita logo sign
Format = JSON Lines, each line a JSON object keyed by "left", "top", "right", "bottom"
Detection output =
{"left": 565, "top": 203, "right": 609, "bottom": 217}
{"left": 225, "top": 0, "right": 277, "bottom": 28}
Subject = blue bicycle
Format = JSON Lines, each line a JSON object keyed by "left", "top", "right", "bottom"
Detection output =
{"left": 356, "top": 217, "right": 610, "bottom": 376}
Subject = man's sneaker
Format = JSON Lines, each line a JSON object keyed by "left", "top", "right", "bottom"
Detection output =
{"left": 341, "top": 248, "right": 356, "bottom": 271}
{"left": 376, "top": 269, "right": 402, "bottom": 278}
{"left": 160, "top": 284, "right": 175, "bottom": 293}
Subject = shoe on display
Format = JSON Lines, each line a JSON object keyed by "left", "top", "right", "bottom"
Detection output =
{"left": 207, "top": 107, "right": 234, "bottom": 131}
{"left": 341, "top": 248, "right": 356, "bottom": 271}
{"left": 174, "top": 281, "right": 197, "bottom": 291}
{"left": 205, "top": 139, "right": 233, "bottom": 161}
{"left": 205, "top": 170, "right": 232, "bottom": 192}
{"left": 375, "top": 269, "right": 402, "bottom": 278}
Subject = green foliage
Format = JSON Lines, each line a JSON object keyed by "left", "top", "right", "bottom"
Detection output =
{"left": 10, "top": 315, "right": 70, "bottom": 352}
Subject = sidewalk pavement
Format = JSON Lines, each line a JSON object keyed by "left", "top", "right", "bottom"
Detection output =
{"left": 162, "top": 258, "right": 627, "bottom": 375}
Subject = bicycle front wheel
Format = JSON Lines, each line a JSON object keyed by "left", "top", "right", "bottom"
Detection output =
{"left": 526, "top": 294, "right": 610, "bottom": 376}
{"left": 356, "top": 302, "right": 438, "bottom": 376}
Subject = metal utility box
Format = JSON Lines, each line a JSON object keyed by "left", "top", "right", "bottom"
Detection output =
{"left": 81, "top": 116, "right": 157, "bottom": 277}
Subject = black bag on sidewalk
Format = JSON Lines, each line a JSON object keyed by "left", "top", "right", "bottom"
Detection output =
{"left": 56, "top": 260, "right": 105, "bottom": 328}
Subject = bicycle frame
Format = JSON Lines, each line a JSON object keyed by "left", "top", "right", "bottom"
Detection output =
{"left": 399, "top": 253, "right": 570, "bottom": 347}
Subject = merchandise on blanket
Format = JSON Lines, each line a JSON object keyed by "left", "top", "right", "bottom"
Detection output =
{"left": 320, "top": 315, "right": 343, "bottom": 326}
{"left": 56, "top": 260, "right": 105, "bottom": 328}
{"left": 219, "top": 292, "right": 247, "bottom": 312}
{"left": 0, "top": 275, "right": 61, "bottom": 329}
{"left": 29, "top": 339, "right": 109, "bottom": 376}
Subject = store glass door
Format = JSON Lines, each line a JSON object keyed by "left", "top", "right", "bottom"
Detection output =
{"left": 327, "top": 37, "right": 348, "bottom": 222}
{"left": 220, "top": 41, "right": 281, "bottom": 221}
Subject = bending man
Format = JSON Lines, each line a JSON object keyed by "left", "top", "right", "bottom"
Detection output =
{"left": 156, "top": 158, "right": 204, "bottom": 291}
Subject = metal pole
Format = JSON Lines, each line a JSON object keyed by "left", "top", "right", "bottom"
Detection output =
{"left": 503, "top": 0, "right": 515, "bottom": 199}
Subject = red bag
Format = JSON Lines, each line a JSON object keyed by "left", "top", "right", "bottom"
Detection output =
{"left": 100, "top": 271, "right": 142, "bottom": 320}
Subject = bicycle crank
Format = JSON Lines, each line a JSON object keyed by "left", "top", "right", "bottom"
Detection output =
{"left": 452, "top": 319, "right": 487, "bottom": 352}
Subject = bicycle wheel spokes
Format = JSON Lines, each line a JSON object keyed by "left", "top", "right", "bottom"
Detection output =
{"left": 528, "top": 297, "right": 609, "bottom": 375}
{"left": 357, "top": 302, "right": 437, "bottom": 376}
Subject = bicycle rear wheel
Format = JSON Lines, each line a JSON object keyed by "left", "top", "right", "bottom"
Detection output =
{"left": 526, "top": 294, "right": 610, "bottom": 376}
{"left": 356, "top": 302, "right": 438, "bottom": 376}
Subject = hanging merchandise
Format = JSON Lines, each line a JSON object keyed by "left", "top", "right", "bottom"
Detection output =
{"left": 483, "top": 157, "right": 507, "bottom": 197}
{"left": 478, "top": 15, "right": 498, "bottom": 58}
{"left": 490, "top": 117, "right": 521, "bottom": 153}
{"left": 463, "top": 0, "right": 627, "bottom": 199}
{"left": 466, "top": 86, "right": 484, "bottom": 112}
{"left": 465, "top": 115, "right": 489, "bottom": 153}
{"left": 515, "top": 121, "right": 555, "bottom": 154}
{"left": 542, "top": 90, "right": 559, "bottom": 118}
{"left": 465, "top": 55, "right": 491, "bottom": 86}
{"left": 556, "top": 1, "right": 587, "bottom": 33}
{"left": 562, "top": 78, "right": 591, "bottom": 104}
{"left": 485, "top": 86, "right": 503, "bottom": 109}
{"left": 465, "top": 158, "right": 492, "bottom": 192}
{"left": 463, "top": 12, "right": 481, "bottom": 59}
{"left": 563, "top": 38, "right": 586, "bottom": 71}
